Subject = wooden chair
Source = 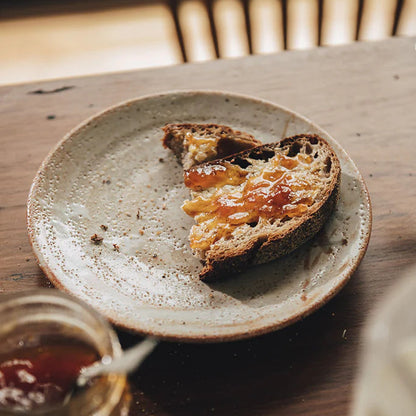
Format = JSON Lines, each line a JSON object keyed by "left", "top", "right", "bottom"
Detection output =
{"left": 1, "top": 0, "right": 415, "bottom": 84}
{"left": 174, "top": 0, "right": 416, "bottom": 61}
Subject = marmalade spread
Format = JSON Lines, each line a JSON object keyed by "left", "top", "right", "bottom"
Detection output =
{"left": 184, "top": 163, "right": 247, "bottom": 190}
{"left": 182, "top": 153, "right": 318, "bottom": 251}
{"left": 185, "top": 132, "right": 219, "bottom": 164}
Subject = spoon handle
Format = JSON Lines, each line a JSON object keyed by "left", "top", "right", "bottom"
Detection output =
{"left": 78, "top": 338, "right": 158, "bottom": 386}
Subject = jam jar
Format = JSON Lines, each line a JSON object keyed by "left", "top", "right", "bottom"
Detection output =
{"left": 0, "top": 290, "right": 130, "bottom": 415}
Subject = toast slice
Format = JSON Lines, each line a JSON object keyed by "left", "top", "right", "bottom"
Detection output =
{"left": 182, "top": 134, "right": 341, "bottom": 280}
{"left": 162, "top": 123, "right": 261, "bottom": 169}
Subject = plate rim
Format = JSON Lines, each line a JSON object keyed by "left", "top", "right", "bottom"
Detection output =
{"left": 27, "top": 89, "right": 372, "bottom": 342}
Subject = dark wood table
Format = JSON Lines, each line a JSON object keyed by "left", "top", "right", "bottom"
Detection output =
{"left": 1, "top": 36, "right": 415, "bottom": 415}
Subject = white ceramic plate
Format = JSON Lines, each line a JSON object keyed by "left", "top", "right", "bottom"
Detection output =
{"left": 28, "top": 91, "right": 371, "bottom": 342}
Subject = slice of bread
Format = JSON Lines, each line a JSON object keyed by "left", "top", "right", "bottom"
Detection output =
{"left": 182, "top": 134, "right": 341, "bottom": 280}
{"left": 162, "top": 123, "right": 261, "bottom": 169}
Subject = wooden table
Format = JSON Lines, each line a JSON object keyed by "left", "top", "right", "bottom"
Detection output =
{"left": 1, "top": 36, "right": 415, "bottom": 415}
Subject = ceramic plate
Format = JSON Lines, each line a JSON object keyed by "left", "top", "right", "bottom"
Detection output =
{"left": 27, "top": 91, "right": 371, "bottom": 342}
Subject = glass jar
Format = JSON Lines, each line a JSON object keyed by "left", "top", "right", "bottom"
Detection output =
{"left": 0, "top": 289, "right": 130, "bottom": 416}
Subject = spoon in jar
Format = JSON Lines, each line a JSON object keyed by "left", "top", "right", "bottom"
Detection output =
{"left": 76, "top": 337, "right": 158, "bottom": 388}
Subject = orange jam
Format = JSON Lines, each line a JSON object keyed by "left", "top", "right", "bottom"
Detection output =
{"left": 182, "top": 153, "right": 316, "bottom": 251}
{"left": 184, "top": 163, "right": 247, "bottom": 190}
{"left": 185, "top": 132, "right": 216, "bottom": 146}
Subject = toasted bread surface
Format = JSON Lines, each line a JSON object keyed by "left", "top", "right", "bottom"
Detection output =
{"left": 162, "top": 123, "right": 261, "bottom": 169}
{"left": 182, "top": 134, "right": 341, "bottom": 280}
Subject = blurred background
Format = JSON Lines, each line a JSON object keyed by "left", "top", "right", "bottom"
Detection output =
{"left": 1, "top": 0, "right": 415, "bottom": 86}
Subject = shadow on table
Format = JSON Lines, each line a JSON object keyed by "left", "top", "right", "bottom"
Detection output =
{"left": 118, "top": 231, "right": 416, "bottom": 416}
{"left": 118, "top": 275, "right": 362, "bottom": 416}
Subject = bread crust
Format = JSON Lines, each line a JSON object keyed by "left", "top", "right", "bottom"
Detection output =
{"left": 185, "top": 134, "right": 341, "bottom": 281}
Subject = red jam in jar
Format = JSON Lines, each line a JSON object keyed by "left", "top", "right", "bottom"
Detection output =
{"left": 0, "top": 340, "right": 98, "bottom": 412}
{"left": 0, "top": 290, "right": 129, "bottom": 415}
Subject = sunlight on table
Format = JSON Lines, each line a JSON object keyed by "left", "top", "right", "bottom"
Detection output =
{"left": 0, "top": 5, "right": 182, "bottom": 86}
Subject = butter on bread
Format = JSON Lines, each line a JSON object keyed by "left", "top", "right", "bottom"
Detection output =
{"left": 162, "top": 123, "right": 261, "bottom": 169}
{"left": 182, "top": 134, "right": 341, "bottom": 280}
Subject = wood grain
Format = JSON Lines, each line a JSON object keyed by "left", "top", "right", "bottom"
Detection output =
{"left": 1, "top": 36, "right": 415, "bottom": 416}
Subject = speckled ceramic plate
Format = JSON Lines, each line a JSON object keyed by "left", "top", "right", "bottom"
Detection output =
{"left": 27, "top": 91, "right": 371, "bottom": 342}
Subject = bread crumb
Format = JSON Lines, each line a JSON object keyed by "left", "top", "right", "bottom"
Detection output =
{"left": 113, "top": 244, "right": 120, "bottom": 252}
{"left": 100, "top": 224, "right": 108, "bottom": 231}
{"left": 139, "top": 229, "right": 144, "bottom": 235}
{"left": 90, "top": 234, "right": 103, "bottom": 244}
{"left": 136, "top": 209, "right": 140, "bottom": 219}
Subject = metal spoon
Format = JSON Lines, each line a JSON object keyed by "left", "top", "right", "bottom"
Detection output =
{"left": 77, "top": 337, "right": 158, "bottom": 387}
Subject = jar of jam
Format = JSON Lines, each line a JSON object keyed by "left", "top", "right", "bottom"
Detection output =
{"left": 0, "top": 290, "right": 130, "bottom": 415}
